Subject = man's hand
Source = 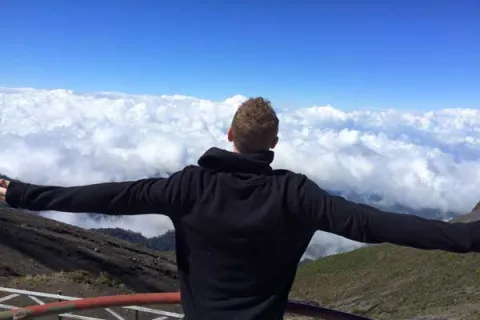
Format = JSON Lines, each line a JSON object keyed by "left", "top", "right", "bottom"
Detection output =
{"left": 0, "top": 179, "right": 10, "bottom": 202}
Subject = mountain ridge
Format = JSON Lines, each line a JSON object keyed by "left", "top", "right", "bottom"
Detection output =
{"left": 94, "top": 227, "right": 176, "bottom": 251}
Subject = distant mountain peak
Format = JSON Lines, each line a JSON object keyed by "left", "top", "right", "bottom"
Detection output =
{"left": 474, "top": 201, "right": 480, "bottom": 212}
{"left": 449, "top": 200, "right": 480, "bottom": 223}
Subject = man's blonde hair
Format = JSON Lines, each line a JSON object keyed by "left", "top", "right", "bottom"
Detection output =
{"left": 230, "top": 97, "right": 279, "bottom": 153}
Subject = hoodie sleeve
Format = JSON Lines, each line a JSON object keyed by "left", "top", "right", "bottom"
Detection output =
{"left": 300, "top": 177, "right": 480, "bottom": 253}
{"left": 5, "top": 171, "right": 188, "bottom": 216}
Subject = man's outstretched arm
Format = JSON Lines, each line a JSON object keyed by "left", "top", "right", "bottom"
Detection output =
{"left": 0, "top": 172, "right": 187, "bottom": 216}
{"left": 301, "top": 177, "right": 480, "bottom": 253}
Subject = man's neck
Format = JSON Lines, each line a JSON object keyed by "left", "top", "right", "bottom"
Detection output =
{"left": 231, "top": 146, "right": 271, "bottom": 155}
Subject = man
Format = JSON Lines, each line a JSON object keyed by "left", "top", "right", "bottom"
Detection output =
{"left": 0, "top": 97, "right": 479, "bottom": 320}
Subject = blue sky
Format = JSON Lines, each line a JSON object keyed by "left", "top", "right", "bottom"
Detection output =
{"left": 0, "top": 0, "right": 479, "bottom": 110}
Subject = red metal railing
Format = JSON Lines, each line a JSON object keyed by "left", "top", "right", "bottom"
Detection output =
{"left": 0, "top": 292, "right": 373, "bottom": 320}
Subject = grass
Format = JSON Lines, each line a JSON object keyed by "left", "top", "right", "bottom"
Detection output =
{"left": 291, "top": 244, "right": 480, "bottom": 319}
{"left": 10, "top": 270, "right": 125, "bottom": 288}
{"left": 67, "top": 270, "right": 125, "bottom": 287}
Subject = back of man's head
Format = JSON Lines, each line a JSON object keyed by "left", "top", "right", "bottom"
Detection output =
{"left": 228, "top": 97, "right": 279, "bottom": 154}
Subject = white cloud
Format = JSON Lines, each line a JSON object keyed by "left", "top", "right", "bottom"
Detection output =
{"left": 0, "top": 87, "right": 479, "bottom": 257}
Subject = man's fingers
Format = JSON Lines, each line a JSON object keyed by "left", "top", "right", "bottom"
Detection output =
{"left": 0, "top": 179, "right": 10, "bottom": 188}
{"left": 0, "top": 187, "right": 6, "bottom": 202}
{"left": 0, "top": 180, "right": 10, "bottom": 203}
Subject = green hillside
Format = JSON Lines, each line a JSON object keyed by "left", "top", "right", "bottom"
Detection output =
{"left": 291, "top": 243, "right": 480, "bottom": 319}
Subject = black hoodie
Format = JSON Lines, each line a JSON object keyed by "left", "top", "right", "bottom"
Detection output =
{"left": 5, "top": 147, "right": 480, "bottom": 320}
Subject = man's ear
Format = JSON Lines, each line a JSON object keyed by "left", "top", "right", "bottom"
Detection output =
{"left": 270, "top": 136, "right": 279, "bottom": 149}
{"left": 227, "top": 127, "right": 234, "bottom": 142}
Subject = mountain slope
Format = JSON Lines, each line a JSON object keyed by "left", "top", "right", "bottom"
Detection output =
{"left": 0, "top": 208, "right": 178, "bottom": 293}
{"left": 291, "top": 204, "right": 480, "bottom": 320}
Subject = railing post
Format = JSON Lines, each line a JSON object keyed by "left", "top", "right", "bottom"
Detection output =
{"left": 134, "top": 310, "right": 138, "bottom": 320}
{"left": 57, "top": 290, "right": 63, "bottom": 320}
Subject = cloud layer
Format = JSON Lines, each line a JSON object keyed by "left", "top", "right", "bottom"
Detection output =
{"left": 1, "top": 88, "right": 479, "bottom": 256}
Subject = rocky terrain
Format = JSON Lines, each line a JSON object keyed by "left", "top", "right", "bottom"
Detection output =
{"left": 0, "top": 208, "right": 181, "bottom": 319}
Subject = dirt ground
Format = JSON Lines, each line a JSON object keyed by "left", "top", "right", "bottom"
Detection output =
{"left": 0, "top": 208, "right": 182, "bottom": 319}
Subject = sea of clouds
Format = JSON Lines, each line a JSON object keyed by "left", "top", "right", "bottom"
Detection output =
{"left": 0, "top": 87, "right": 479, "bottom": 258}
